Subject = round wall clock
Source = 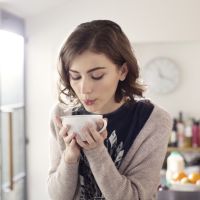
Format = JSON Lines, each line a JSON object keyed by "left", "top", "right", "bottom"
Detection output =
{"left": 143, "top": 57, "right": 180, "bottom": 94}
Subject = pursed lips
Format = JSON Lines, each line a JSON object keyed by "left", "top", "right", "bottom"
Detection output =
{"left": 83, "top": 99, "right": 96, "bottom": 105}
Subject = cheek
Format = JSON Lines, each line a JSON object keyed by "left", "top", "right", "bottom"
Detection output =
{"left": 99, "top": 78, "right": 119, "bottom": 92}
{"left": 70, "top": 81, "right": 79, "bottom": 93}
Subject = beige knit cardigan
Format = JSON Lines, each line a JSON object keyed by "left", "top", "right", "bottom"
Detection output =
{"left": 47, "top": 102, "right": 172, "bottom": 200}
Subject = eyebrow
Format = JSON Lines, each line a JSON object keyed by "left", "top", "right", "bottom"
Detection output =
{"left": 69, "top": 67, "right": 106, "bottom": 73}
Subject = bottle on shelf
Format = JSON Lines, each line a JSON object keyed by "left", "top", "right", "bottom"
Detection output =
{"left": 192, "top": 119, "right": 200, "bottom": 147}
{"left": 177, "top": 112, "right": 185, "bottom": 148}
{"left": 197, "top": 121, "right": 200, "bottom": 147}
{"left": 184, "top": 119, "right": 192, "bottom": 148}
{"left": 169, "top": 118, "right": 177, "bottom": 147}
{"left": 167, "top": 111, "right": 200, "bottom": 150}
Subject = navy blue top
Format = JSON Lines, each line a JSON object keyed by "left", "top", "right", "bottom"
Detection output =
{"left": 72, "top": 99, "right": 154, "bottom": 199}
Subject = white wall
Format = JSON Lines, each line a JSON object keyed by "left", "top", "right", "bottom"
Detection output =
{"left": 25, "top": 0, "right": 200, "bottom": 199}
{"left": 134, "top": 42, "right": 200, "bottom": 119}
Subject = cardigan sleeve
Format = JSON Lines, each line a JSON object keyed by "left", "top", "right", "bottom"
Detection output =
{"left": 83, "top": 106, "right": 172, "bottom": 200}
{"left": 47, "top": 104, "right": 79, "bottom": 200}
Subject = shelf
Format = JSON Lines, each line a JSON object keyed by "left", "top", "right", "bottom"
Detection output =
{"left": 167, "top": 147, "right": 200, "bottom": 153}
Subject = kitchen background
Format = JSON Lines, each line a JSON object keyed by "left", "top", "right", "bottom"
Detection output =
{"left": 0, "top": 0, "right": 200, "bottom": 199}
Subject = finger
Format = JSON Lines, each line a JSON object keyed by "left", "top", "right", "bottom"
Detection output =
{"left": 87, "top": 123, "right": 101, "bottom": 142}
{"left": 70, "top": 139, "right": 80, "bottom": 149}
{"left": 59, "top": 125, "right": 70, "bottom": 137}
{"left": 64, "top": 133, "right": 75, "bottom": 145}
{"left": 81, "top": 127, "right": 95, "bottom": 145}
{"left": 53, "top": 116, "right": 62, "bottom": 129}
{"left": 96, "top": 119, "right": 104, "bottom": 131}
{"left": 89, "top": 122, "right": 107, "bottom": 141}
{"left": 76, "top": 134, "right": 88, "bottom": 148}
{"left": 101, "top": 130, "right": 108, "bottom": 140}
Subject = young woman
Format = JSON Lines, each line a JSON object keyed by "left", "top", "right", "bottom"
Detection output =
{"left": 48, "top": 20, "right": 172, "bottom": 200}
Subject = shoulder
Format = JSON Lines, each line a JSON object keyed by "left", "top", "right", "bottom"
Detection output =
{"left": 138, "top": 102, "right": 173, "bottom": 148}
{"left": 134, "top": 99, "right": 172, "bottom": 129}
{"left": 134, "top": 99, "right": 154, "bottom": 115}
{"left": 150, "top": 103, "right": 173, "bottom": 130}
{"left": 120, "top": 102, "right": 173, "bottom": 169}
{"left": 131, "top": 100, "right": 173, "bottom": 145}
{"left": 126, "top": 99, "right": 154, "bottom": 113}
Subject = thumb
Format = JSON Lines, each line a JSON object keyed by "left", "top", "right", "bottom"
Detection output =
{"left": 96, "top": 119, "right": 104, "bottom": 129}
{"left": 101, "top": 130, "right": 108, "bottom": 140}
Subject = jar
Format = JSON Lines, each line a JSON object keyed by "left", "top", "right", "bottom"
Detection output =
{"left": 166, "top": 152, "right": 185, "bottom": 185}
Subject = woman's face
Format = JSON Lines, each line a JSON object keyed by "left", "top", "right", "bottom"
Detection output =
{"left": 69, "top": 51, "right": 128, "bottom": 114}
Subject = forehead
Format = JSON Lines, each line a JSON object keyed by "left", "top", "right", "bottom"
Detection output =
{"left": 70, "top": 51, "right": 116, "bottom": 71}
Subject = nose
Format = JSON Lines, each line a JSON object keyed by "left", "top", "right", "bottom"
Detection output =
{"left": 80, "top": 78, "right": 93, "bottom": 94}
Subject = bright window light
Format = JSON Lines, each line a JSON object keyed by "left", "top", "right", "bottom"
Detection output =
{"left": 0, "top": 29, "right": 24, "bottom": 105}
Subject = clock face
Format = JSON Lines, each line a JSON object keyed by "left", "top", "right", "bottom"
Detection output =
{"left": 143, "top": 57, "right": 180, "bottom": 94}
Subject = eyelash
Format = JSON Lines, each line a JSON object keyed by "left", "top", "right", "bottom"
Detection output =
{"left": 70, "top": 75, "right": 104, "bottom": 81}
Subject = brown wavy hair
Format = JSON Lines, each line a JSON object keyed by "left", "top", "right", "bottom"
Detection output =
{"left": 57, "top": 20, "right": 146, "bottom": 105}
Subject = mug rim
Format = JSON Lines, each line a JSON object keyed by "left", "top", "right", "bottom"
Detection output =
{"left": 60, "top": 114, "right": 103, "bottom": 119}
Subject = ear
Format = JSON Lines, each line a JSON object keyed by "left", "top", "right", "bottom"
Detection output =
{"left": 119, "top": 63, "right": 128, "bottom": 81}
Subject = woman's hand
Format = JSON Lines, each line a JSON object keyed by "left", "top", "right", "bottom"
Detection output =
{"left": 75, "top": 119, "right": 108, "bottom": 150}
{"left": 54, "top": 116, "right": 81, "bottom": 163}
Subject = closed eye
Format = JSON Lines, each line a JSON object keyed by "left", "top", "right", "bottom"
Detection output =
{"left": 91, "top": 71, "right": 105, "bottom": 80}
{"left": 69, "top": 74, "right": 104, "bottom": 81}
{"left": 91, "top": 74, "right": 104, "bottom": 80}
{"left": 69, "top": 74, "right": 81, "bottom": 80}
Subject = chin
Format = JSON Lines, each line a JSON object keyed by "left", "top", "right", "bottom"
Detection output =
{"left": 84, "top": 105, "right": 101, "bottom": 114}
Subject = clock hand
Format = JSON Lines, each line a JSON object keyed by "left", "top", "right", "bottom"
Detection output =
{"left": 158, "top": 68, "right": 174, "bottom": 82}
{"left": 158, "top": 68, "right": 164, "bottom": 78}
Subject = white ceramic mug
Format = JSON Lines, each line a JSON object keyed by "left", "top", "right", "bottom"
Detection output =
{"left": 61, "top": 114, "right": 107, "bottom": 141}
